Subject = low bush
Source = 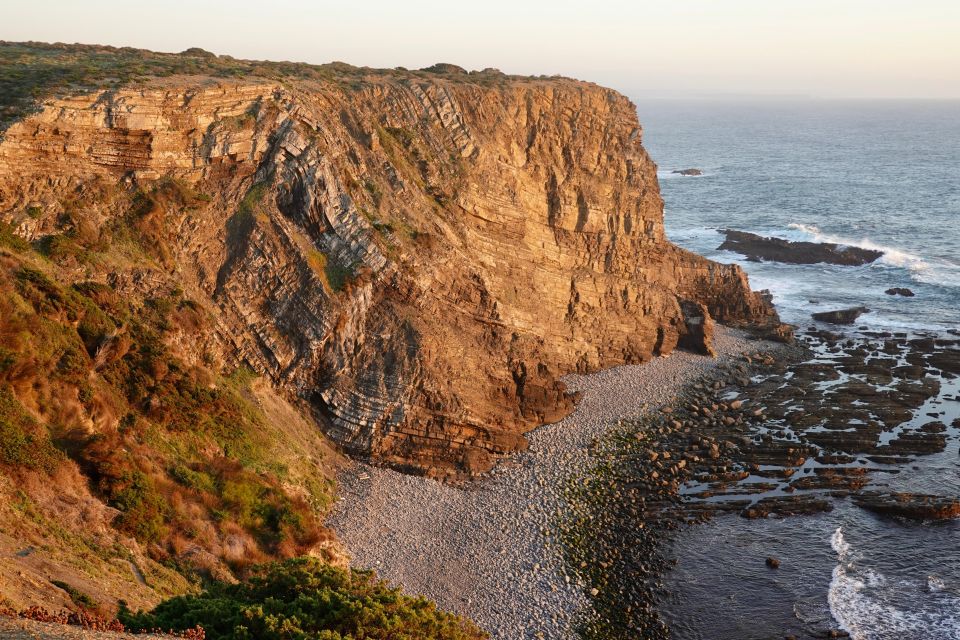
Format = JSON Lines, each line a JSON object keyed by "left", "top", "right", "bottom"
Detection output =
{"left": 50, "top": 580, "right": 98, "bottom": 611}
{"left": 0, "top": 387, "right": 64, "bottom": 473}
{"left": 121, "top": 557, "right": 487, "bottom": 640}
{"left": 0, "top": 221, "right": 30, "bottom": 251}
{"left": 108, "top": 469, "right": 170, "bottom": 545}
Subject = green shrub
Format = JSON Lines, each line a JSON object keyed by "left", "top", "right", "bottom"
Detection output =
{"left": 0, "top": 346, "right": 16, "bottom": 373}
{"left": 170, "top": 463, "right": 216, "bottom": 493}
{"left": 109, "top": 469, "right": 169, "bottom": 544}
{"left": 0, "top": 387, "right": 63, "bottom": 473}
{"left": 51, "top": 579, "right": 98, "bottom": 610}
{"left": 0, "top": 221, "right": 30, "bottom": 252}
{"left": 238, "top": 182, "right": 269, "bottom": 221}
{"left": 324, "top": 257, "right": 357, "bottom": 293}
{"left": 121, "top": 557, "right": 487, "bottom": 640}
{"left": 76, "top": 298, "right": 116, "bottom": 356}
{"left": 34, "top": 233, "right": 93, "bottom": 265}
{"left": 14, "top": 265, "right": 77, "bottom": 318}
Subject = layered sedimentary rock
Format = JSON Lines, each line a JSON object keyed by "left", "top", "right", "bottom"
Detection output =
{"left": 0, "top": 69, "right": 786, "bottom": 476}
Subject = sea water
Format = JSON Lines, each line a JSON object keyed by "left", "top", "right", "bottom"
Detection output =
{"left": 638, "top": 100, "right": 960, "bottom": 639}
{"left": 642, "top": 99, "right": 960, "bottom": 332}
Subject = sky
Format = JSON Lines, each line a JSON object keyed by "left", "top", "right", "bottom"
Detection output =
{"left": 4, "top": 0, "right": 960, "bottom": 100}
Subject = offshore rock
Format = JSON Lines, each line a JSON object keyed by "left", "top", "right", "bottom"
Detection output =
{"left": 719, "top": 229, "right": 883, "bottom": 266}
{"left": 0, "top": 71, "right": 784, "bottom": 477}
{"left": 812, "top": 307, "right": 870, "bottom": 325}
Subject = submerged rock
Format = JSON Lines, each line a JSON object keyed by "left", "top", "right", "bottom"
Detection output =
{"left": 852, "top": 492, "right": 960, "bottom": 520}
{"left": 885, "top": 287, "right": 915, "bottom": 297}
{"left": 672, "top": 168, "right": 703, "bottom": 176}
{"left": 718, "top": 229, "right": 883, "bottom": 265}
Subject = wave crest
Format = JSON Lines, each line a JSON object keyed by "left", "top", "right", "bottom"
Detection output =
{"left": 828, "top": 526, "right": 960, "bottom": 640}
{"left": 785, "top": 222, "right": 960, "bottom": 288}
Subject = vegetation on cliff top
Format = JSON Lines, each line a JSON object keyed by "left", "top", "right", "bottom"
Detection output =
{"left": 121, "top": 558, "right": 487, "bottom": 640}
{"left": 0, "top": 41, "right": 527, "bottom": 132}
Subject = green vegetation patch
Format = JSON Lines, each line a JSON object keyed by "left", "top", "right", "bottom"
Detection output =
{"left": 0, "top": 253, "right": 331, "bottom": 567}
{"left": 324, "top": 257, "right": 358, "bottom": 293}
{"left": 307, "top": 249, "right": 358, "bottom": 293}
{"left": 121, "top": 557, "right": 487, "bottom": 640}
{"left": 0, "top": 221, "right": 30, "bottom": 252}
{"left": 0, "top": 387, "right": 64, "bottom": 473}
{"left": 50, "top": 579, "right": 99, "bottom": 611}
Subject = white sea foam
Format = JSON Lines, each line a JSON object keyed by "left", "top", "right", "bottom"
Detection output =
{"left": 786, "top": 222, "right": 959, "bottom": 287}
{"left": 828, "top": 527, "right": 960, "bottom": 640}
{"left": 657, "top": 169, "right": 712, "bottom": 180}
{"left": 928, "top": 576, "right": 947, "bottom": 593}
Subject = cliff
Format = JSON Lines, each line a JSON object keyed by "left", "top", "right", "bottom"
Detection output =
{"left": 0, "top": 44, "right": 786, "bottom": 483}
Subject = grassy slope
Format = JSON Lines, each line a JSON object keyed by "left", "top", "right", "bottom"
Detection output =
{"left": 0, "top": 137, "right": 342, "bottom": 613}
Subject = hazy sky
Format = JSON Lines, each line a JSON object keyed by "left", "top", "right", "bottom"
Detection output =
{"left": 4, "top": 0, "right": 960, "bottom": 99}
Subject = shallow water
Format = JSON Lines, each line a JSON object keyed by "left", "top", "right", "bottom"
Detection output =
{"left": 638, "top": 100, "right": 960, "bottom": 639}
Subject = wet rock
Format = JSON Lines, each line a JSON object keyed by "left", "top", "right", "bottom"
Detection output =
{"left": 928, "top": 349, "right": 960, "bottom": 375}
{"left": 765, "top": 556, "right": 780, "bottom": 569}
{"left": 741, "top": 495, "right": 834, "bottom": 519}
{"left": 853, "top": 492, "right": 960, "bottom": 520}
{"left": 812, "top": 306, "right": 870, "bottom": 325}
{"left": 672, "top": 168, "right": 703, "bottom": 176}
{"left": 790, "top": 467, "right": 870, "bottom": 491}
{"left": 886, "top": 423, "right": 946, "bottom": 454}
{"left": 919, "top": 421, "right": 946, "bottom": 433}
{"left": 885, "top": 287, "right": 915, "bottom": 297}
{"left": 719, "top": 230, "right": 883, "bottom": 266}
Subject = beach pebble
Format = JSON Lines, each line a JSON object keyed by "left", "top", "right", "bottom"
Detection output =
{"left": 328, "top": 328, "right": 767, "bottom": 639}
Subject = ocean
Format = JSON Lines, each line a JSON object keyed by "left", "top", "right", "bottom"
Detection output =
{"left": 636, "top": 100, "right": 960, "bottom": 640}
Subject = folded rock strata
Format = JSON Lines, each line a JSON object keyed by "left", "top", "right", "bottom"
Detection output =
{"left": 0, "top": 68, "right": 787, "bottom": 477}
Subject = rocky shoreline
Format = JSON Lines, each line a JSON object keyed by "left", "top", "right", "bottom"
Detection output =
{"left": 329, "top": 322, "right": 959, "bottom": 639}
{"left": 571, "top": 323, "right": 958, "bottom": 638}
{"left": 327, "top": 329, "right": 788, "bottom": 639}
{"left": 558, "top": 338, "right": 808, "bottom": 639}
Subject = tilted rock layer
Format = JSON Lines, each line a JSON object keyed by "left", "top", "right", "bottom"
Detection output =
{"left": 0, "top": 70, "right": 785, "bottom": 476}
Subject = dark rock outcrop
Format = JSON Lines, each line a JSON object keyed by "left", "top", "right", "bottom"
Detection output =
{"left": 672, "top": 168, "right": 702, "bottom": 176}
{"left": 885, "top": 287, "right": 915, "bottom": 297}
{"left": 853, "top": 492, "right": 960, "bottom": 520}
{"left": 677, "top": 300, "right": 716, "bottom": 357}
{"left": 812, "top": 307, "right": 870, "bottom": 325}
{"left": 719, "top": 229, "right": 883, "bottom": 265}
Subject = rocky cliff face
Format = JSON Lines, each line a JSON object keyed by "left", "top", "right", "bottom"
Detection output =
{"left": 0, "top": 68, "right": 786, "bottom": 478}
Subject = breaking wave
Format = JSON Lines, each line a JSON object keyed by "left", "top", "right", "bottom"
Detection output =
{"left": 828, "top": 527, "right": 960, "bottom": 640}
{"left": 786, "top": 222, "right": 959, "bottom": 287}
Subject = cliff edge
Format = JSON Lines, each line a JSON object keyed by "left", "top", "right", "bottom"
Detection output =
{"left": 0, "top": 43, "right": 787, "bottom": 481}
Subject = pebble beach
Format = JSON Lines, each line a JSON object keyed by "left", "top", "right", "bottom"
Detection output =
{"left": 327, "top": 327, "right": 772, "bottom": 639}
